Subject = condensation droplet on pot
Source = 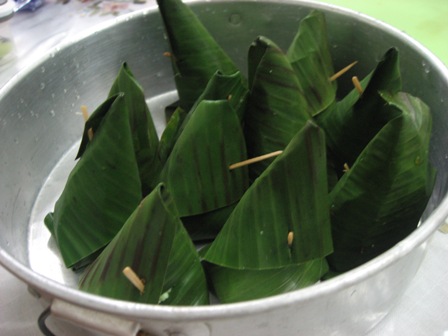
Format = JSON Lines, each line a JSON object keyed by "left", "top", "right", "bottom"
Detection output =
{"left": 41, "top": 66, "right": 45, "bottom": 73}
{"left": 229, "top": 13, "right": 242, "bottom": 26}
{"left": 64, "top": 88, "right": 68, "bottom": 94}
{"left": 51, "top": 93, "right": 55, "bottom": 99}
{"left": 50, "top": 110, "right": 55, "bottom": 117}
{"left": 422, "top": 60, "right": 430, "bottom": 74}
{"left": 76, "top": 95, "right": 80, "bottom": 100}
{"left": 20, "top": 98, "right": 24, "bottom": 104}
{"left": 40, "top": 82, "right": 45, "bottom": 90}
{"left": 34, "top": 136, "right": 39, "bottom": 143}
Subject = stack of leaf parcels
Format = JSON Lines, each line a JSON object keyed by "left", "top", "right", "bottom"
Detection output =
{"left": 44, "top": 0, "right": 435, "bottom": 305}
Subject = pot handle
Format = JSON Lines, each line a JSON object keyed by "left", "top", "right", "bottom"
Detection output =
{"left": 41, "top": 298, "right": 143, "bottom": 336}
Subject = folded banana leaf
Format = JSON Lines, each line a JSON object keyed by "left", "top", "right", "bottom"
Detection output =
{"left": 79, "top": 184, "right": 209, "bottom": 305}
{"left": 108, "top": 63, "right": 162, "bottom": 195}
{"left": 205, "top": 258, "right": 328, "bottom": 303}
{"left": 314, "top": 48, "right": 402, "bottom": 174}
{"left": 286, "top": 10, "right": 336, "bottom": 115}
{"left": 45, "top": 94, "right": 142, "bottom": 269}
{"left": 159, "top": 71, "right": 248, "bottom": 241}
{"left": 161, "top": 70, "right": 248, "bottom": 160}
{"left": 204, "top": 121, "right": 333, "bottom": 270}
{"left": 156, "top": 0, "right": 240, "bottom": 111}
{"left": 160, "top": 207, "right": 210, "bottom": 305}
{"left": 193, "top": 70, "right": 248, "bottom": 123}
{"left": 158, "top": 106, "right": 187, "bottom": 164}
{"left": 159, "top": 99, "right": 249, "bottom": 217}
{"left": 327, "top": 91, "right": 436, "bottom": 272}
{"left": 181, "top": 202, "right": 238, "bottom": 242}
{"left": 245, "top": 36, "right": 311, "bottom": 180}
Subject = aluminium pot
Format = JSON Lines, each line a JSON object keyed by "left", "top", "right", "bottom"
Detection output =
{"left": 1, "top": 1, "right": 448, "bottom": 335}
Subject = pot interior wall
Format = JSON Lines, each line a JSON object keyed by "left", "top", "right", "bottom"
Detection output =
{"left": 0, "top": 0, "right": 447, "bottom": 282}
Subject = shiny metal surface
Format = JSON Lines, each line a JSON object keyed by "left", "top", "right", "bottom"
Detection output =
{"left": 1, "top": 1, "right": 448, "bottom": 335}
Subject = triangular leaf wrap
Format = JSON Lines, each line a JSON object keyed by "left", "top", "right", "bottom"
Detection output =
{"left": 287, "top": 10, "right": 336, "bottom": 115}
{"left": 78, "top": 183, "right": 209, "bottom": 305}
{"left": 45, "top": 94, "right": 142, "bottom": 269}
{"left": 159, "top": 99, "right": 249, "bottom": 216}
{"left": 327, "top": 92, "right": 436, "bottom": 272}
{"left": 245, "top": 36, "right": 311, "bottom": 180}
{"left": 156, "top": 0, "right": 239, "bottom": 110}
{"left": 160, "top": 215, "right": 210, "bottom": 305}
{"left": 315, "top": 48, "right": 402, "bottom": 171}
{"left": 108, "top": 63, "right": 162, "bottom": 195}
{"left": 78, "top": 184, "right": 176, "bottom": 303}
{"left": 167, "top": 70, "right": 248, "bottom": 151}
{"left": 204, "top": 121, "right": 333, "bottom": 270}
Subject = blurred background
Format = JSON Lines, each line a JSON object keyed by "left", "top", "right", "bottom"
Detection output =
{"left": 0, "top": 0, "right": 447, "bottom": 335}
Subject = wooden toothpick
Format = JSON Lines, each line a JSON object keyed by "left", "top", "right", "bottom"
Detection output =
{"left": 81, "top": 105, "right": 94, "bottom": 141}
{"left": 352, "top": 76, "right": 364, "bottom": 95}
{"left": 287, "top": 231, "right": 294, "bottom": 247}
{"left": 81, "top": 105, "right": 89, "bottom": 122}
{"left": 122, "top": 266, "right": 145, "bottom": 295}
{"left": 229, "top": 150, "right": 283, "bottom": 170}
{"left": 329, "top": 61, "right": 358, "bottom": 82}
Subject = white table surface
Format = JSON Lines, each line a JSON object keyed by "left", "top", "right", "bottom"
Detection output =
{"left": 1, "top": 1, "right": 448, "bottom": 335}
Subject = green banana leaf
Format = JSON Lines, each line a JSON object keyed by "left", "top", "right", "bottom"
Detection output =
{"left": 181, "top": 202, "right": 238, "bottom": 242}
{"left": 319, "top": 74, "right": 373, "bottom": 192}
{"left": 45, "top": 94, "right": 142, "bottom": 269}
{"left": 314, "top": 48, "right": 402, "bottom": 174}
{"left": 193, "top": 70, "right": 248, "bottom": 123}
{"left": 327, "top": 91, "right": 436, "bottom": 272}
{"left": 79, "top": 184, "right": 209, "bottom": 305}
{"left": 162, "top": 70, "right": 248, "bottom": 160}
{"left": 245, "top": 36, "right": 311, "bottom": 180}
{"left": 159, "top": 99, "right": 249, "bottom": 217}
{"left": 203, "top": 121, "right": 333, "bottom": 270}
{"left": 205, "top": 258, "right": 328, "bottom": 303}
{"left": 156, "top": 0, "right": 240, "bottom": 111}
{"left": 286, "top": 10, "right": 336, "bottom": 115}
{"left": 158, "top": 106, "right": 187, "bottom": 164}
{"left": 108, "top": 63, "right": 162, "bottom": 195}
{"left": 160, "top": 208, "right": 210, "bottom": 305}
